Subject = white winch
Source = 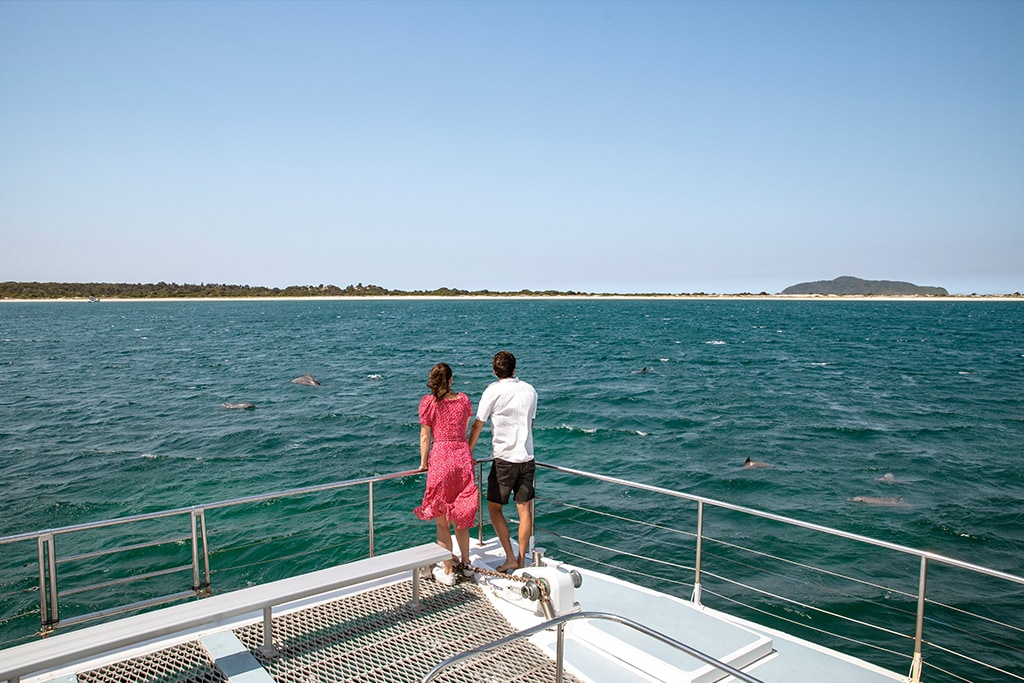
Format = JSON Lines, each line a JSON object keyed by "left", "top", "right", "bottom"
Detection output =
{"left": 487, "top": 558, "right": 583, "bottom": 618}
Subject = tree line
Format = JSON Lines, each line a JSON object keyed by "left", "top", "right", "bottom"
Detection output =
{"left": 0, "top": 281, "right": 608, "bottom": 299}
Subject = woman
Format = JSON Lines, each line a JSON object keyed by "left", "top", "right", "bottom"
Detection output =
{"left": 414, "top": 362, "right": 478, "bottom": 585}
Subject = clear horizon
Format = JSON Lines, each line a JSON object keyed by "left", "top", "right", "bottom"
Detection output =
{"left": 1, "top": 1, "right": 1022, "bottom": 295}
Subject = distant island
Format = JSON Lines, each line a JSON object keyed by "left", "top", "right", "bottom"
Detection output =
{"left": 781, "top": 276, "right": 949, "bottom": 296}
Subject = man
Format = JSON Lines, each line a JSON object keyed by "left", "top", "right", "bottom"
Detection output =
{"left": 468, "top": 350, "right": 538, "bottom": 572}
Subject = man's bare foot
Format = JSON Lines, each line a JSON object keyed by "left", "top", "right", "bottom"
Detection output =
{"left": 496, "top": 560, "right": 522, "bottom": 573}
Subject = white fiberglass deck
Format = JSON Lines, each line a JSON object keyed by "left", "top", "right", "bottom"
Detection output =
{"left": 559, "top": 568, "right": 906, "bottom": 683}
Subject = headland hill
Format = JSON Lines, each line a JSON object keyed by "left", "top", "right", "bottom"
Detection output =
{"left": 0, "top": 277, "right": 1020, "bottom": 301}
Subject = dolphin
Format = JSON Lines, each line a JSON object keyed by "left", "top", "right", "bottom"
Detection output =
{"left": 851, "top": 495, "right": 905, "bottom": 506}
{"left": 291, "top": 372, "right": 321, "bottom": 386}
{"left": 222, "top": 402, "right": 256, "bottom": 410}
{"left": 743, "top": 457, "right": 772, "bottom": 469}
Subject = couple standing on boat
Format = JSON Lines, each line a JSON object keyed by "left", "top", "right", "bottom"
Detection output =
{"left": 414, "top": 350, "right": 538, "bottom": 585}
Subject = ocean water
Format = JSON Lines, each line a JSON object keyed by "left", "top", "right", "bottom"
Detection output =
{"left": 1, "top": 299, "right": 1022, "bottom": 677}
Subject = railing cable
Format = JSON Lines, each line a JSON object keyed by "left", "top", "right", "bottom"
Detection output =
{"left": 548, "top": 545, "right": 694, "bottom": 592}
{"left": 701, "top": 569, "right": 911, "bottom": 641}
{"left": 700, "top": 532, "right": 919, "bottom": 601}
{"left": 695, "top": 545, "right": 918, "bottom": 622}
{"left": 922, "top": 638, "right": 1024, "bottom": 681}
{"left": 925, "top": 596, "right": 1024, "bottom": 638}
{"left": 538, "top": 496, "right": 698, "bottom": 541}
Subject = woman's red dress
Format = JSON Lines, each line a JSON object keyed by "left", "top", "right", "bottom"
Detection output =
{"left": 414, "top": 393, "right": 479, "bottom": 529}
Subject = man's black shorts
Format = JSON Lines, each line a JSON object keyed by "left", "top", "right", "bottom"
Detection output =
{"left": 487, "top": 459, "right": 536, "bottom": 504}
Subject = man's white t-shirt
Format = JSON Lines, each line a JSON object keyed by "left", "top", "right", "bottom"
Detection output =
{"left": 476, "top": 377, "right": 537, "bottom": 463}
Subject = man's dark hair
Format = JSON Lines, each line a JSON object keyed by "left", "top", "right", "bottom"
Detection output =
{"left": 492, "top": 350, "right": 516, "bottom": 379}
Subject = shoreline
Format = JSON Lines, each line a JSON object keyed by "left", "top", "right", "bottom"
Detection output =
{"left": 1, "top": 294, "right": 1021, "bottom": 303}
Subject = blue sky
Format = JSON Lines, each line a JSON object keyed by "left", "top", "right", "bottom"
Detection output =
{"left": 1, "top": 1, "right": 1021, "bottom": 294}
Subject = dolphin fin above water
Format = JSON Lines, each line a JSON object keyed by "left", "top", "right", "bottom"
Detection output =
{"left": 222, "top": 402, "right": 256, "bottom": 410}
{"left": 743, "top": 457, "right": 772, "bottom": 469}
{"left": 291, "top": 372, "right": 321, "bottom": 386}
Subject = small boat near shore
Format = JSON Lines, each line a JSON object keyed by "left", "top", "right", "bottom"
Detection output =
{"left": 1, "top": 462, "right": 1021, "bottom": 683}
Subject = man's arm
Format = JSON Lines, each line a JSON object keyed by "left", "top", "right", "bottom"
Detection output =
{"left": 468, "top": 418, "right": 485, "bottom": 453}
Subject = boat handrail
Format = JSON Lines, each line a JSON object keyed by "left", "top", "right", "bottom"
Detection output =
{"left": 534, "top": 462, "right": 1024, "bottom": 683}
{"left": 2, "top": 458, "right": 1021, "bottom": 596}
{"left": 421, "top": 610, "right": 766, "bottom": 683}
{"left": 7, "top": 460, "right": 1015, "bottom": 586}
{"left": 0, "top": 466, "right": 444, "bottom": 636}
{"left": 536, "top": 463, "right": 1024, "bottom": 585}
{"left": 2, "top": 461, "right": 1022, "bottom": 682}
{"left": 0, "top": 467, "right": 429, "bottom": 545}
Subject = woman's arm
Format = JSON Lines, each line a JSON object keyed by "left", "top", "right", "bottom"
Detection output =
{"left": 419, "top": 425, "right": 431, "bottom": 471}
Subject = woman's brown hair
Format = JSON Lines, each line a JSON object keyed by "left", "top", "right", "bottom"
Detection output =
{"left": 426, "top": 363, "right": 452, "bottom": 401}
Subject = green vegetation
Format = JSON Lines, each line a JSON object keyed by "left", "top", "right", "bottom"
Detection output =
{"left": 0, "top": 281, "right": 601, "bottom": 300}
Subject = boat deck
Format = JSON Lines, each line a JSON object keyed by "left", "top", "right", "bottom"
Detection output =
{"left": 564, "top": 568, "right": 907, "bottom": 683}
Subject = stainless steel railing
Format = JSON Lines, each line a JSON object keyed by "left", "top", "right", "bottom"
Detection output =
{"left": 0, "top": 467, "right": 455, "bottom": 636}
{"left": 421, "top": 611, "right": 766, "bottom": 683}
{"left": 21, "top": 508, "right": 212, "bottom": 632}
{"left": 2, "top": 461, "right": 1022, "bottom": 683}
{"left": 534, "top": 462, "right": 1024, "bottom": 683}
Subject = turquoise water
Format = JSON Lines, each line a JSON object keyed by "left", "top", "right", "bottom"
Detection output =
{"left": 1, "top": 299, "right": 1022, "bottom": 676}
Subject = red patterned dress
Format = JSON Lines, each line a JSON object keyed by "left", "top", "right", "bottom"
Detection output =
{"left": 414, "top": 393, "right": 479, "bottom": 529}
